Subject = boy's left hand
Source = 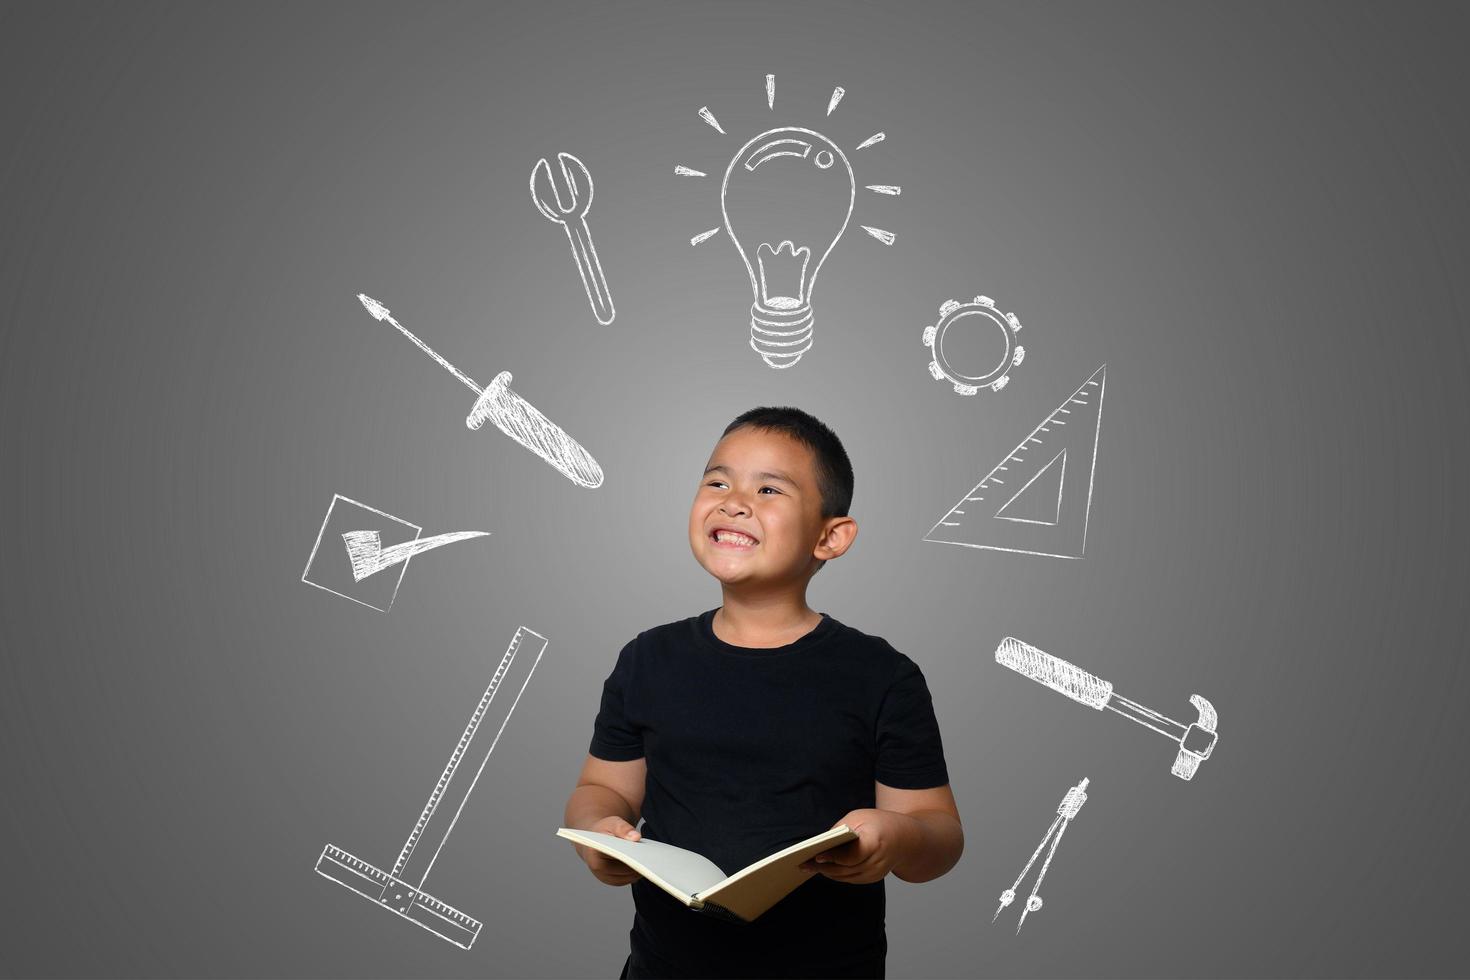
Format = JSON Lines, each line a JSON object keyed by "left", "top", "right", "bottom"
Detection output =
{"left": 798, "top": 809, "right": 914, "bottom": 885}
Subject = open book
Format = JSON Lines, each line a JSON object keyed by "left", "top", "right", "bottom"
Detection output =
{"left": 557, "top": 824, "right": 856, "bottom": 923}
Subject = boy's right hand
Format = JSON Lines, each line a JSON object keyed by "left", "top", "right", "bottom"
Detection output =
{"left": 577, "top": 816, "right": 643, "bottom": 886}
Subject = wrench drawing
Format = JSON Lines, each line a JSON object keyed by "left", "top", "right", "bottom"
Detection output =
{"left": 530, "top": 152, "right": 615, "bottom": 325}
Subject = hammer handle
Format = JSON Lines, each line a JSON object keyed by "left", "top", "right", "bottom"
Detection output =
{"left": 1104, "top": 694, "right": 1187, "bottom": 742}
{"left": 995, "top": 637, "right": 1113, "bottom": 709}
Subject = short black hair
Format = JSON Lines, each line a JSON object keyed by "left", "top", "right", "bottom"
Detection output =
{"left": 722, "top": 407, "right": 854, "bottom": 518}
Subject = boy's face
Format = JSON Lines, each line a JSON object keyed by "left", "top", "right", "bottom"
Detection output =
{"left": 689, "top": 426, "right": 853, "bottom": 588}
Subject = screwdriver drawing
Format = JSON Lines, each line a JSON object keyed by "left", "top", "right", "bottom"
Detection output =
{"left": 356, "top": 293, "right": 604, "bottom": 489}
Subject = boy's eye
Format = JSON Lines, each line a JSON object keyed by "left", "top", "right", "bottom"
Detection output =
{"left": 759, "top": 486, "right": 780, "bottom": 494}
{"left": 706, "top": 480, "right": 728, "bottom": 489}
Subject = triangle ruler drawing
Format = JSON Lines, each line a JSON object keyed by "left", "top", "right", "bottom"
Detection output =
{"left": 925, "top": 365, "right": 1105, "bottom": 559}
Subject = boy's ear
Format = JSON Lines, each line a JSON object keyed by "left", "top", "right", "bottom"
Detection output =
{"left": 814, "top": 516, "right": 858, "bottom": 562}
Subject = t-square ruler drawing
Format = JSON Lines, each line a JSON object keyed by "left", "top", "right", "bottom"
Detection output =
{"left": 926, "top": 364, "right": 1105, "bottom": 558}
{"left": 315, "top": 626, "right": 549, "bottom": 949}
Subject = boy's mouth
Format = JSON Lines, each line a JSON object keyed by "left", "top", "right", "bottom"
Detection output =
{"left": 709, "top": 527, "right": 760, "bottom": 549}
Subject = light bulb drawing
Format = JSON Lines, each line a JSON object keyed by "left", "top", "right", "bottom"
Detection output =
{"left": 723, "top": 127, "right": 852, "bottom": 368}
{"left": 678, "top": 77, "right": 899, "bottom": 369}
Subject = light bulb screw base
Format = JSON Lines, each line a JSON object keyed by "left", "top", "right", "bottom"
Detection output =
{"left": 749, "top": 302, "right": 814, "bottom": 370}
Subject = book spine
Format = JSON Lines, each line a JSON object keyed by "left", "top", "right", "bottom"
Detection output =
{"left": 691, "top": 899, "right": 749, "bottom": 925}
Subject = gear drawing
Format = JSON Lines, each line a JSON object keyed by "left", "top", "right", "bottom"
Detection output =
{"left": 921, "top": 295, "right": 1025, "bottom": 396}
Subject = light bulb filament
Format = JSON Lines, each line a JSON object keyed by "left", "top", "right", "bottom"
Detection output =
{"left": 756, "top": 241, "right": 812, "bottom": 311}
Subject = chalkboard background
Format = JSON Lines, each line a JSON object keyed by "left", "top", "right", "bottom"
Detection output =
{"left": 2, "top": 2, "right": 1468, "bottom": 976}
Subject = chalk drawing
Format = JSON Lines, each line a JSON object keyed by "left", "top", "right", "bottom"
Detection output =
{"left": 304, "top": 495, "right": 413, "bottom": 612}
{"left": 316, "top": 627, "right": 549, "bottom": 949}
{"left": 995, "top": 637, "right": 1219, "bottom": 781}
{"left": 925, "top": 365, "right": 1104, "bottom": 558}
{"left": 698, "top": 106, "right": 725, "bottom": 134}
{"left": 680, "top": 76, "right": 900, "bottom": 369}
{"left": 357, "top": 294, "right": 604, "bottom": 489}
{"left": 723, "top": 126, "right": 852, "bottom": 367}
{"left": 995, "top": 778, "right": 1090, "bottom": 933}
{"left": 921, "top": 295, "right": 1025, "bottom": 396}
{"left": 530, "top": 152, "right": 615, "bottom": 325}
{"left": 341, "top": 529, "right": 490, "bottom": 583}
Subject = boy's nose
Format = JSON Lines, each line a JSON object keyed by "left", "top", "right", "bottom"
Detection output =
{"left": 720, "top": 500, "right": 750, "bottom": 517}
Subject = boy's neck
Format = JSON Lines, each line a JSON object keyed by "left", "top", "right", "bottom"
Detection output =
{"left": 713, "top": 588, "right": 822, "bottom": 648}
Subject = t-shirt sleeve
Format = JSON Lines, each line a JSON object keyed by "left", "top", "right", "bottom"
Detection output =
{"left": 874, "top": 652, "right": 950, "bottom": 789}
{"left": 588, "top": 639, "right": 644, "bottom": 761}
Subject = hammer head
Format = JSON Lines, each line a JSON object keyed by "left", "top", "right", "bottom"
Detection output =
{"left": 1170, "top": 694, "right": 1218, "bottom": 781}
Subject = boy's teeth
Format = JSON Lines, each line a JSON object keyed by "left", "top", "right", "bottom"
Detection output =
{"left": 714, "top": 530, "right": 756, "bottom": 545}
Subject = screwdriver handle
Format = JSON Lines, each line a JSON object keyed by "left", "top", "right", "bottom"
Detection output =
{"left": 467, "top": 372, "right": 604, "bottom": 489}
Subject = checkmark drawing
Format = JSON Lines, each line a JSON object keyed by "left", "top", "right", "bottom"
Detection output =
{"left": 342, "top": 529, "right": 491, "bottom": 582}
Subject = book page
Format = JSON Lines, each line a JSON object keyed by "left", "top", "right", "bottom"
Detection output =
{"left": 697, "top": 825, "right": 857, "bottom": 922}
{"left": 556, "top": 829, "right": 727, "bottom": 905}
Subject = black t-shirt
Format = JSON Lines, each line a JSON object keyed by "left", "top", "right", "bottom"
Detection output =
{"left": 589, "top": 609, "right": 950, "bottom": 978}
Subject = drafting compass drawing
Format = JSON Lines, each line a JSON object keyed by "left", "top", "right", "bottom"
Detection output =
{"left": 994, "top": 778, "right": 1089, "bottom": 933}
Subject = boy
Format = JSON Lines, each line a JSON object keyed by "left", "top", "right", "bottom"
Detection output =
{"left": 564, "top": 407, "right": 963, "bottom": 979}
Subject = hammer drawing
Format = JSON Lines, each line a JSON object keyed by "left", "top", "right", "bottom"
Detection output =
{"left": 994, "top": 637, "right": 1219, "bottom": 780}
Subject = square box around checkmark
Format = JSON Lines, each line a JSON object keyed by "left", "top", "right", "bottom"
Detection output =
{"left": 302, "top": 494, "right": 423, "bottom": 612}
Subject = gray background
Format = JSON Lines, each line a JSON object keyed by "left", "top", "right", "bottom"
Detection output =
{"left": 2, "top": 1, "right": 1468, "bottom": 976}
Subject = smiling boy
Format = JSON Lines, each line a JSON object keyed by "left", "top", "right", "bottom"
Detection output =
{"left": 563, "top": 407, "right": 963, "bottom": 979}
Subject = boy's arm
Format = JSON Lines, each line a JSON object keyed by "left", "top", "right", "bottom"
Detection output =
{"left": 565, "top": 753, "right": 647, "bottom": 829}
{"left": 875, "top": 781, "right": 964, "bottom": 883}
{"left": 564, "top": 754, "right": 648, "bottom": 886}
{"left": 803, "top": 782, "right": 964, "bottom": 885}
